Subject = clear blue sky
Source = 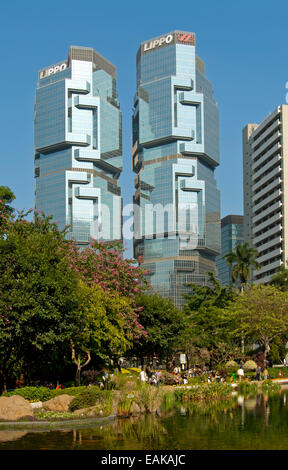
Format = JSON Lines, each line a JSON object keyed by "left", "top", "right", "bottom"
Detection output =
{"left": 1, "top": 0, "right": 287, "bottom": 257}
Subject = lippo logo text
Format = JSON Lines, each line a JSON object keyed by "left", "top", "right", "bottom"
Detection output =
{"left": 142, "top": 32, "right": 195, "bottom": 53}
{"left": 39, "top": 62, "right": 67, "bottom": 80}
{"left": 143, "top": 34, "right": 173, "bottom": 52}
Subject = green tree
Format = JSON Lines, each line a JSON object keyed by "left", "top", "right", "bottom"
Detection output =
{"left": 127, "top": 293, "right": 186, "bottom": 368}
{"left": 182, "top": 273, "right": 237, "bottom": 367}
{"left": 0, "top": 211, "right": 80, "bottom": 392}
{"left": 0, "top": 186, "right": 15, "bottom": 234}
{"left": 225, "top": 284, "right": 288, "bottom": 359}
{"left": 70, "top": 282, "right": 134, "bottom": 385}
{"left": 223, "top": 242, "right": 260, "bottom": 292}
{"left": 0, "top": 186, "right": 15, "bottom": 214}
{"left": 270, "top": 265, "right": 288, "bottom": 291}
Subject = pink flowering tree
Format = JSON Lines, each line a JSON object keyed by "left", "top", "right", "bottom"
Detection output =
{"left": 67, "top": 239, "right": 150, "bottom": 342}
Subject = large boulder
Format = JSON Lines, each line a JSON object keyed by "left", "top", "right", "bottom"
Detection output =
{"left": 42, "top": 394, "right": 74, "bottom": 412}
{"left": 0, "top": 395, "right": 34, "bottom": 421}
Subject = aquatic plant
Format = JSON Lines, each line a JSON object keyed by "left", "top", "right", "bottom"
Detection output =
{"left": 173, "top": 383, "right": 233, "bottom": 402}
{"left": 33, "top": 410, "right": 76, "bottom": 421}
{"left": 261, "top": 380, "right": 280, "bottom": 393}
{"left": 110, "top": 373, "right": 138, "bottom": 391}
{"left": 117, "top": 393, "right": 135, "bottom": 416}
{"left": 135, "top": 383, "right": 163, "bottom": 413}
{"left": 237, "top": 381, "right": 258, "bottom": 394}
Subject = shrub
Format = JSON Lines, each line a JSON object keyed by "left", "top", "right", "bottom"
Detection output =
{"left": 243, "top": 360, "right": 257, "bottom": 371}
{"left": 267, "top": 367, "right": 288, "bottom": 379}
{"left": 225, "top": 360, "right": 238, "bottom": 368}
{"left": 54, "top": 386, "right": 87, "bottom": 397}
{"left": 160, "top": 372, "right": 179, "bottom": 385}
{"left": 3, "top": 385, "right": 97, "bottom": 402}
{"left": 68, "top": 389, "right": 111, "bottom": 412}
{"left": 4, "top": 386, "right": 54, "bottom": 402}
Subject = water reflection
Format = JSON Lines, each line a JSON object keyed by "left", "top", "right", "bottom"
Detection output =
{"left": 1, "top": 391, "right": 288, "bottom": 450}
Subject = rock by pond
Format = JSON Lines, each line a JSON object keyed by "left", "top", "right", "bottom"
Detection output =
{"left": 0, "top": 396, "right": 34, "bottom": 421}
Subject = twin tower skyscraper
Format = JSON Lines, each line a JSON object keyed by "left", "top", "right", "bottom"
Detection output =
{"left": 34, "top": 31, "right": 221, "bottom": 307}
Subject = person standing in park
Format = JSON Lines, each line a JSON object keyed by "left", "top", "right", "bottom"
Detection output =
{"left": 146, "top": 364, "right": 153, "bottom": 382}
{"left": 237, "top": 367, "right": 244, "bottom": 382}
{"left": 256, "top": 366, "right": 262, "bottom": 381}
{"left": 140, "top": 367, "right": 147, "bottom": 383}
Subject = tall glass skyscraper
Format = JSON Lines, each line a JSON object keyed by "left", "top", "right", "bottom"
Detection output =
{"left": 132, "top": 31, "right": 221, "bottom": 307}
{"left": 216, "top": 215, "right": 244, "bottom": 286}
{"left": 34, "top": 46, "right": 122, "bottom": 245}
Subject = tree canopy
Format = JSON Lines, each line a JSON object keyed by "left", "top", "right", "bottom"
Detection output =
{"left": 225, "top": 284, "right": 288, "bottom": 358}
{"left": 223, "top": 242, "right": 260, "bottom": 291}
{"left": 0, "top": 190, "right": 150, "bottom": 391}
{"left": 127, "top": 292, "right": 186, "bottom": 365}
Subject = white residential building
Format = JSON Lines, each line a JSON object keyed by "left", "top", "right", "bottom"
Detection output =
{"left": 243, "top": 105, "right": 288, "bottom": 284}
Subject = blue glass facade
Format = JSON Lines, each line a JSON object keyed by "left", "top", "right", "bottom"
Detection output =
{"left": 216, "top": 215, "right": 244, "bottom": 286}
{"left": 133, "top": 31, "right": 221, "bottom": 307}
{"left": 34, "top": 47, "right": 122, "bottom": 245}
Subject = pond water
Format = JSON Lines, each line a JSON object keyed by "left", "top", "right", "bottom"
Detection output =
{"left": 1, "top": 389, "right": 288, "bottom": 450}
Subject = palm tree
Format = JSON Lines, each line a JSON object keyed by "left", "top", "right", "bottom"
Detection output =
{"left": 224, "top": 242, "right": 260, "bottom": 354}
{"left": 223, "top": 242, "right": 260, "bottom": 293}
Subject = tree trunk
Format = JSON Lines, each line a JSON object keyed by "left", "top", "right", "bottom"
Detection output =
{"left": 70, "top": 339, "right": 91, "bottom": 387}
{"left": 241, "top": 334, "right": 245, "bottom": 354}
{"left": 75, "top": 366, "right": 81, "bottom": 387}
{"left": 264, "top": 342, "right": 270, "bottom": 360}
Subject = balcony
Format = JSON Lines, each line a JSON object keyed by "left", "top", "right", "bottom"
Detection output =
{"left": 66, "top": 79, "right": 90, "bottom": 94}
{"left": 252, "top": 119, "right": 280, "bottom": 150}
{"left": 252, "top": 143, "right": 282, "bottom": 172}
{"left": 252, "top": 177, "right": 282, "bottom": 204}
{"left": 66, "top": 133, "right": 91, "bottom": 146}
{"left": 74, "top": 148, "right": 100, "bottom": 161}
{"left": 74, "top": 187, "right": 100, "bottom": 199}
{"left": 252, "top": 131, "right": 281, "bottom": 161}
{"left": 253, "top": 200, "right": 282, "bottom": 224}
{"left": 254, "top": 188, "right": 282, "bottom": 212}
{"left": 74, "top": 95, "right": 99, "bottom": 109}
{"left": 252, "top": 153, "right": 282, "bottom": 180}
{"left": 253, "top": 166, "right": 282, "bottom": 193}
{"left": 253, "top": 212, "right": 282, "bottom": 236}
{"left": 254, "top": 224, "right": 282, "bottom": 245}
{"left": 257, "top": 247, "right": 282, "bottom": 264}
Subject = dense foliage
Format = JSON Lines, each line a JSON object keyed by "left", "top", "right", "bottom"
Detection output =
{"left": 127, "top": 293, "right": 186, "bottom": 365}
{"left": 0, "top": 187, "right": 150, "bottom": 392}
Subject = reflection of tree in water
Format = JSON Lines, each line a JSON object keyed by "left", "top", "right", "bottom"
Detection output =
{"left": 1, "top": 392, "right": 288, "bottom": 450}
{"left": 69, "top": 415, "right": 173, "bottom": 450}
{"left": 162, "top": 391, "right": 288, "bottom": 450}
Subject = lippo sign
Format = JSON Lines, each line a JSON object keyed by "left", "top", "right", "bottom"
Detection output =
{"left": 142, "top": 31, "right": 195, "bottom": 53}
{"left": 39, "top": 62, "right": 68, "bottom": 80}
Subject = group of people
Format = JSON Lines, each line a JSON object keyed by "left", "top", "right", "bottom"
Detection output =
{"left": 236, "top": 365, "right": 269, "bottom": 382}
{"left": 140, "top": 365, "right": 161, "bottom": 385}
